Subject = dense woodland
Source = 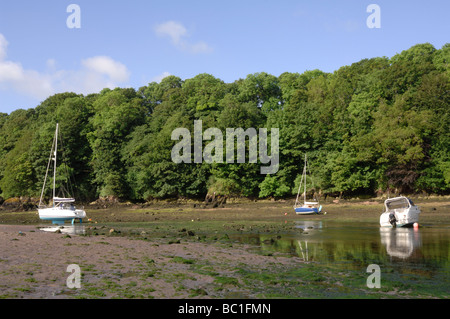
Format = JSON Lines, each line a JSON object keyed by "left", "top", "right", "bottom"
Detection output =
{"left": 0, "top": 43, "right": 449, "bottom": 202}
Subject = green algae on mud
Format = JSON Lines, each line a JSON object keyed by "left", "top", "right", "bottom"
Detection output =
{"left": 69, "top": 220, "right": 449, "bottom": 299}
{"left": 0, "top": 198, "right": 449, "bottom": 299}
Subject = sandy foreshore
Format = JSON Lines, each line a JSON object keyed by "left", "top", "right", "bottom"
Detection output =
{"left": 0, "top": 223, "right": 304, "bottom": 299}
{"left": 0, "top": 198, "right": 449, "bottom": 299}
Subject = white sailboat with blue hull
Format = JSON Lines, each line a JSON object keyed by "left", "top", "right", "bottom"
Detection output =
{"left": 294, "top": 154, "right": 322, "bottom": 215}
{"left": 38, "top": 123, "right": 86, "bottom": 225}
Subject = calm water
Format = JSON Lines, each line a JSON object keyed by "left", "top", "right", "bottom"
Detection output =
{"left": 40, "top": 219, "right": 449, "bottom": 296}
{"left": 41, "top": 220, "right": 450, "bottom": 270}
{"left": 232, "top": 220, "right": 449, "bottom": 262}
{"left": 230, "top": 220, "right": 450, "bottom": 295}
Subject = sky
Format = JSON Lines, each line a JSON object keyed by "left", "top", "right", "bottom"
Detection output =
{"left": 0, "top": 0, "right": 448, "bottom": 114}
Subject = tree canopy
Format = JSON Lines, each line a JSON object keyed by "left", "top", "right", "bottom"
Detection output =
{"left": 0, "top": 43, "right": 448, "bottom": 201}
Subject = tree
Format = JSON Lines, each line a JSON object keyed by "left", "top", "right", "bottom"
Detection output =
{"left": 373, "top": 99, "right": 434, "bottom": 193}
{"left": 0, "top": 131, "right": 36, "bottom": 198}
{"left": 87, "top": 88, "right": 146, "bottom": 198}
{"left": 0, "top": 42, "right": 449, "bottom": 201}
{"left": 238, "top": 72, "right": 282, "bottom": 114}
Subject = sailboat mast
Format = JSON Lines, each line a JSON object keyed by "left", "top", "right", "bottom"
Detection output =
{"left": 39, "top": 132, "right": 55, "bottom": 207}
{"left": 304, "top": 154, "right": 307, "bottom": 203}
{"left": 53, "top": 123, "right": 59, "bottom": 204}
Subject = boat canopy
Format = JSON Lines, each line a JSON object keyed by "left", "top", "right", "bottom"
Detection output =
{"left": 385, "top": 197, "right": 412, "bottom": 211}
{"left": 54, "top": 197, "right": 76, "bottom": 203}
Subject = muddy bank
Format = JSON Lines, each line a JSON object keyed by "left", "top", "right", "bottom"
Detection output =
{"left": 0, "top": 224, "right": 305, "bottom": 299}
{"left": 0, "top": 198, "right": 448, "bottom": 299}
{"left": 1, "top": 197, "right": 449, "bottom": 226}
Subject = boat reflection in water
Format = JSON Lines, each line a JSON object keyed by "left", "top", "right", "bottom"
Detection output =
{"left": 379, "top": 227, "right": 422, "bottom": 259}
{"left": 294, "top": 221, "right": 323, "bottom": 231}
{"left": 39, "top": 225, "right": 86, "bottom": 236}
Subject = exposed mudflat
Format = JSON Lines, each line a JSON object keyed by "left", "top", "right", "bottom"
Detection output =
{"left": 0, "top": 197, "right": 448, "bottom": 299}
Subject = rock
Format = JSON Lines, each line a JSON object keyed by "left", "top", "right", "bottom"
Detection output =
{"left": 262, "top": 238, "right": 275, "bottom": 245}
{"left": 1, "top": 197, "right": 39, "bottom": 212}
{"left": 88, "top": 196, "right": 121, "bottom": 209}
{"left": 204, "top": 193, "right": 227, "bottom": 208}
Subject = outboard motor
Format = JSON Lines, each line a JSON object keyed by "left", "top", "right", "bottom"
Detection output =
{"left": 389, "top": 213, "right": 397, "bottom": 227}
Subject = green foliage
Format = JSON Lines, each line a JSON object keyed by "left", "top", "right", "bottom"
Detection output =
{"left": 0, "top": 43, "right": 448, "bottom": 201}
{"left": 88, "top": 88, "right": 146, "bottom": 198}
{"left": 0, "top": 131, "right": 36, "bottom": 198}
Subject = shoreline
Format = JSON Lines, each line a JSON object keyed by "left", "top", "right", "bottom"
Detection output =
{"left": 1, "top": 196, "right": 449, "bottom": 225}
{"left": 1, "top": 199, "right": 449, "bottom": 299}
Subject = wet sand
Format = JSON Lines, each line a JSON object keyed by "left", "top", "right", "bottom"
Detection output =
{"left": 0, "top": 198, "right": 449, "bottom": 299}
{"left": 0, "top": 224, "right": 303, "bottom": 299}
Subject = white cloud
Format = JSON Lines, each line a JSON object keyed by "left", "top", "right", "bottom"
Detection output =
{"left": 151, "top": 71, "right": 171, "bottom": 83}
{"left": 154, "top": 21, "right": 187, "bottom": 45}
{"left": 0, "top": 33, "right": 130, "bottom": 101}
{"left": 81, "top": 56, "right": 130, "bottom": 83}
{"left": 154, "top": 21, "right": 213, "bottom": 54}
{"left": 0, "top": 34, "right": 54, "bottom": 100}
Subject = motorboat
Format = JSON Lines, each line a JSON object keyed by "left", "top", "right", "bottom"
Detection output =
{"left": 379, "top": 196, "right": 420, "bottom": 227}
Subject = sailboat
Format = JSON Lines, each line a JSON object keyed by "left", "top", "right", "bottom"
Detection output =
{"left": 294, "top": 154, "right": 322, "bottom": 215}
{"left": 38, "top": 123, "right": 86, "bottom": 225}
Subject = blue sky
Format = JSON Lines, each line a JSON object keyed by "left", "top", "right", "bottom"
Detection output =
{"left": 0, "top": 0, "right": 448, "bottom": 114}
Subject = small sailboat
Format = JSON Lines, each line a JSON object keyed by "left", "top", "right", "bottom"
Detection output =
{"left": 294, "top": 154, "right": 322, "bottom": 215}
{"left": 379, "top": 196, "right": 420, "bottom": 227}
{"left": 38, "top": 123, "right": 86, "bottom": 225}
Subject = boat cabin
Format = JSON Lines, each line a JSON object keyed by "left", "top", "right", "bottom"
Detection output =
{"left": 53, "top": 197, "right": 76, "bottom": 210}
{"left": 384, "top": 197, "right": 414, "bottom": 213}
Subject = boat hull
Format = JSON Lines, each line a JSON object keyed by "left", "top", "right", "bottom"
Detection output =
{"left": 294, "top": 206, "right": 321, "bottom": 215}
{"left": 379, "top": 208, "right": 420, "bottom": 227}
{"left": 39, "top": 208, "right": 86, "bottom": 224}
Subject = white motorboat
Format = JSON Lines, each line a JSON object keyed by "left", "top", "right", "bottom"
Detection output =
{"left": 38, "top": 123, "right": 86, "bottom": 225}
{"left": 379, "top": 196, "right": 420, "bottom": 227}
{"left": 294, "top": 154, "right": 322, "bottom": 215}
